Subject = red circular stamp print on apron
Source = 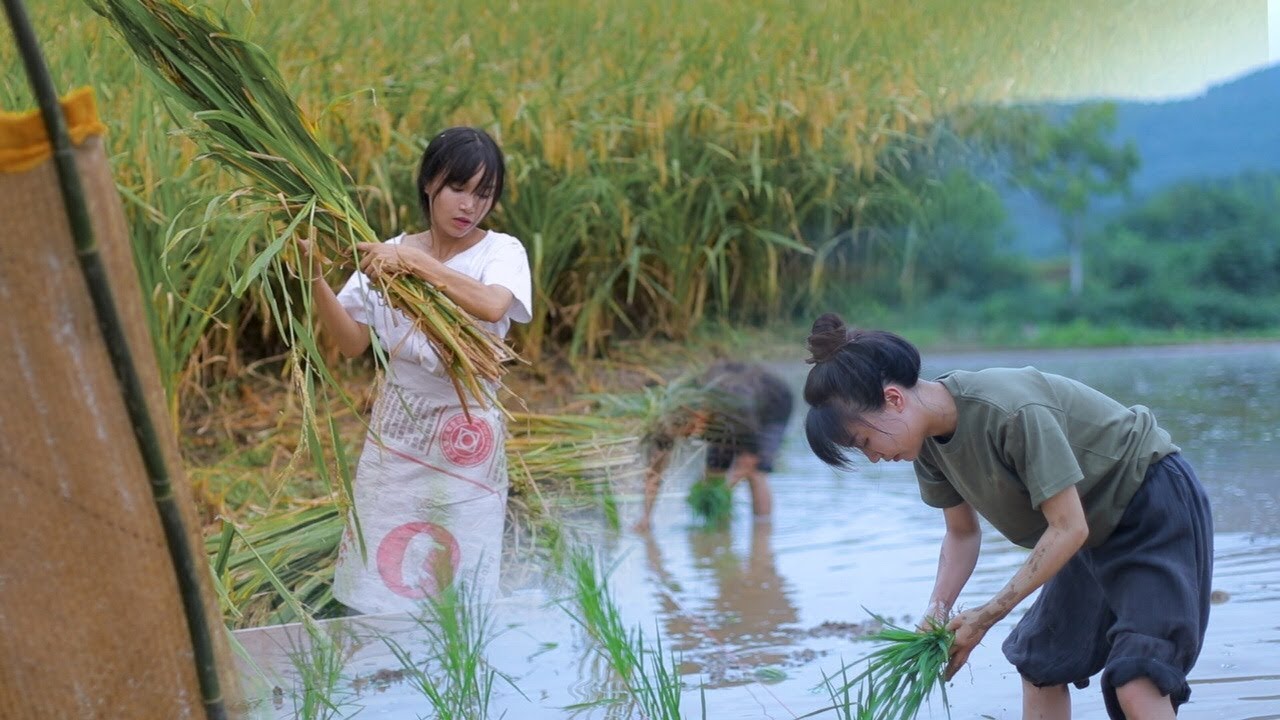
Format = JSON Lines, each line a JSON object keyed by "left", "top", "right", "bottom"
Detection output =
{"left": 439, "top": 413, "right": 495, "bottom": 467}
{"left": 376, "top": 521, "right": 462, "bottom": 599}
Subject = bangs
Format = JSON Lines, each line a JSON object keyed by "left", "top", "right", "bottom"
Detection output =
{"left": 416, "top": 127, "right": 507, "bottom": 221}
{"left": 805, "top": 402, "right": 860, "bottom": 469}
{"left": 436, "top": 152, "right": 500, "bottom": 198}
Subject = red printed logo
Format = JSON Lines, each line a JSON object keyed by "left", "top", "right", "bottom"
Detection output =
{"left": 375, "top": 522, "right": 461, "bottom": 599}
{"left": 439, "top": 413, "right": 495, "bottom": 467}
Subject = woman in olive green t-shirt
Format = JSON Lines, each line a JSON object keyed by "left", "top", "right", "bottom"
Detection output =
{"left": 803, "top": 313, "right": 1213, "bottom": 720}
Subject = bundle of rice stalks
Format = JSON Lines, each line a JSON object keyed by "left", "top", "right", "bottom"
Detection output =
{"left": 208, "top": 503, "right": 345, "bottom": 627}
{"left": 820, "top": 615, "right": 955, "bottom": 720}
{"left": 506, "top": 412, "right": 643, "bottom": 498}
{"left": 506, "top": 411, "right": 645, "bottom": 534}
{"left": 88, "top": 0, "right": 518, "bottom": 407}
{"left": 685, "top": 477, "right": 733, "bottom": 527}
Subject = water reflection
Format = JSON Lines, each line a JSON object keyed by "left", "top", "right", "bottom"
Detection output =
{"left": 644, "top": 520, "right": 800, "bottom": 684}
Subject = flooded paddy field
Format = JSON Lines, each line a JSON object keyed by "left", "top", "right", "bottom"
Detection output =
{"left": 234, "top": 342, "right": 1280, "bottom": 719}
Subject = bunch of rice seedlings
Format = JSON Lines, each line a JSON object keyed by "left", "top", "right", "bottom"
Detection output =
{"left": 685, "top": 477, "right": 733, "bottom": 527}
{"left": 384, "top": 581, "right": 510, "bottom": 720}
{"left": 808, "top": 615, "right": 955, "bottom": 720}
{"left": 565, "top": 550, "right": 639, "bottom": 684}
{"left": 591, "top": 374, "right": 739, "bottom": 452}
{"left": 564, "top": 549, "right": 695, "bottom": 720}
{"left": 285, "top": 623, "right": 360, "bottom": 720}
{"left": 88, "top": 0, "right": 518, "bottom": 407}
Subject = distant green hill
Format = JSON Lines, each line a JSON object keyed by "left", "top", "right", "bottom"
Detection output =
{"left": 1002, "top": 62, "right": 1280, "bottom": 257}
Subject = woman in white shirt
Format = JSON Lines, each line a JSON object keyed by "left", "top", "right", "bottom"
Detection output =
{"left": 303, "top": 127, "right": 532, "bottom": 615}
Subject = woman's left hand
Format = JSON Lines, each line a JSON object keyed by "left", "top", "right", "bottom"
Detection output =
{"left": 944, "top": 605, "right": 996, "bottom": 680}
{"left": 357, "top": 242, "right": 428, "bottom": 280}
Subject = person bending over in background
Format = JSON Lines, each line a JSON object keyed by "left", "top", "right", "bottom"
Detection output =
{"left": 802, "top": 312, "right": 1212, "bottom": 720}
{"left": 634, "top": 360, "right": 794, "bottom": 533}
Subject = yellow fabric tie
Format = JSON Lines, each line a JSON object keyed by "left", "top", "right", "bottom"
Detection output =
{"left": 0, "top": 86, "right": 107, "bottom": 173}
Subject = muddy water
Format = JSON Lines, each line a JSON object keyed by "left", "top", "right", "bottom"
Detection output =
{"left": 234, "top": 342, "right": 1280, "bottom": 719}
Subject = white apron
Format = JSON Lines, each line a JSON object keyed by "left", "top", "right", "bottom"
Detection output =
{"left": 332, "top": 383, "right": 508, "bottom": 615}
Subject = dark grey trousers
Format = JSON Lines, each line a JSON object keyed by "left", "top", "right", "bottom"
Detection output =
{"left": 1002, "top": 453, "right": 1214, "bottom": 718}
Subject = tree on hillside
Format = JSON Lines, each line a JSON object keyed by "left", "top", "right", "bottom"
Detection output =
{"left": 1010, "top": 104, "right": 1139, "bottom": 297}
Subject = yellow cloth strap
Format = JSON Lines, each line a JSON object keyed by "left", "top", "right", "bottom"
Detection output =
{"left": 0, "top": 86, "right": 107, "bottom": 173}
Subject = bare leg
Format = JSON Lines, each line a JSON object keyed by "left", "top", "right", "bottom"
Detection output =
{"left": 1114, "top": 678, "right": 1175, "bottom": 720}
{"left": 727, "top": 452, "right": 771, "bottom": 518}
{"left": 633, "top": 447, "right": 672, "bottom": 533}
{"left": 1022, "top": 679, "right": 1070, "bottom": 720}
{"left": 746, "top": 471, "right": 772, "bottom": 518}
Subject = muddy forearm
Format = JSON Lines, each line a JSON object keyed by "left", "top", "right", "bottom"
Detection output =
{"left": 979, "top": 488, "right": 1088, "bottom": 629}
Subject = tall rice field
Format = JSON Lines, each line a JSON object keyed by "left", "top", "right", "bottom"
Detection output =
{"left": 0, "top": 0, "right": 1173, "bottom": 401}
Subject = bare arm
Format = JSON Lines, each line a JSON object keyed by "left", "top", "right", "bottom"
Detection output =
{"left": 923, "top": 501, "right": 983, "bottom": 626}
{"left": 944, "top": 485, "right": 1089, "bottom": 678}
{"left": 358, "top": 242, "right": 515, "bottom": 323}
{"left": 298, "top": 240, "right": 371, "bottom": 357}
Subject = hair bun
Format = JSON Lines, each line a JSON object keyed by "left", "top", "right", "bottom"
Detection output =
{"left": 806, "top": 312, "right": 849, "bottom": 364}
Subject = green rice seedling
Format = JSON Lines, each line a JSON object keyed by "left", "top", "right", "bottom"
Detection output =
{"left": 565, "top": 550, "right": 639, "bottom": 684}
{"left": 564, "top": 550, "right": 701, "bottom": 720}
{"left": 817, "top": 661, "right": 876, "bottom": 720}
{"left": 804, "top": 614, "right": 954, "bottom": 720}
{"left": 383, "top": 580, "right": 512, "bottom": 720}
{"left": 630, "top": 625, "right": 690, "bottom": 720}
{"left": 285, "top": 623, "right": 360, "bottom": 720}
{"left": 685, "top": 477, "right": 733, "bottom": 527}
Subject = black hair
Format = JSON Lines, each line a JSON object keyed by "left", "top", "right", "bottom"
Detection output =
{"left": 802, "top": 312, "right": 922, "bottom": 469}
{"left": 416, "top": 127, "right": 506, "bottom": 224}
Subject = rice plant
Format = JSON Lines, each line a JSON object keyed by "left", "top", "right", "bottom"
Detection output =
{"left": 629, "top": 627, "right": 691, "bottom": 720}
{"left": 198, "top": 387, "right": 648, "bottom": 627}
{"left": 803, "top": 615, "right": 955, "bottom": 720}
{"left": 564, "top": 549, "right": 697, "bottom": 720}
{"left": 566, "top": 550, "right": 639, "bottom": 685}
{"left": 816, "top": 662, "right": 877, "bottom": 720}
{"left": 6, "top": 0, "right": 1219, "bottom": 386}
{"left": 685, "top": 477, "right": 733, "bottom": 527}
{"left": 383, "top": 580, "right": 513, "bottom": 720}
{"left": 208, "top": 506, "right": 345, "bottom": 627}
{"left": 285, "top": 623, "right": 360, "bottom": 720}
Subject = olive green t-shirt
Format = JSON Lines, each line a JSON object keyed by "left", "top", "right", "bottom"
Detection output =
{"left": 914, "top": 367, "right": 1178, "bottom": 549}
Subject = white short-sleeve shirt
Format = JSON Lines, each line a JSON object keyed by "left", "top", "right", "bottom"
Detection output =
{"left": 335, "top": 231, "right": 532, "bottom": 402}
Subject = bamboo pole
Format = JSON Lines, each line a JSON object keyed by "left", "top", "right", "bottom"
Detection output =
{"left": 0, "top": 2, "right": 227, "bottom": 718}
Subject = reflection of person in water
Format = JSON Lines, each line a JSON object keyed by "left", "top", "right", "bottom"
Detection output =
{"left": 634, "top": 361, "right": 794, "bottom": 533}
{"left": 643, "top": 520, "right": 799, "bottom": 680}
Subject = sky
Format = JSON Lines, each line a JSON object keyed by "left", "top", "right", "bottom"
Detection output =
{"left": 1006, "top": 1, "right": 1276, "bottom": 103}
